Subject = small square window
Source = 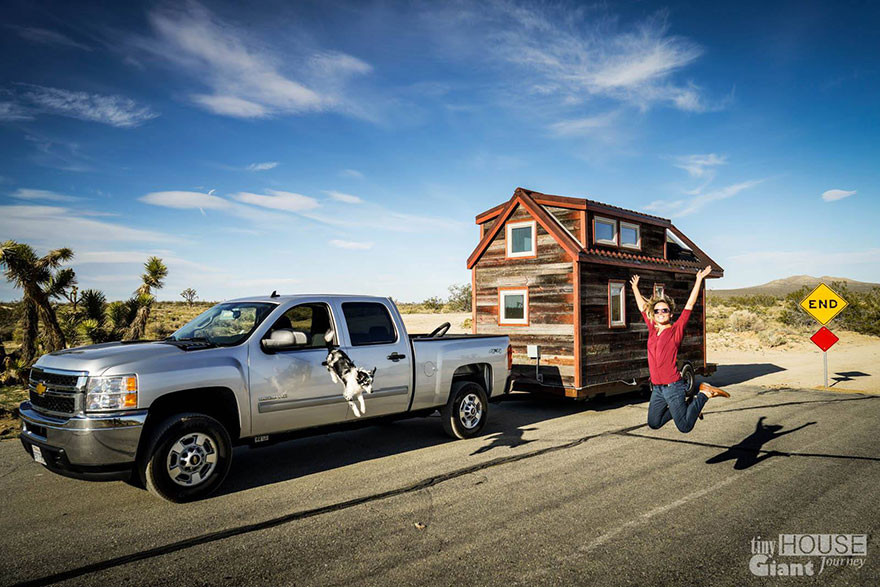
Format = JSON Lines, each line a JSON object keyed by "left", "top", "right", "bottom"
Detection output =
{"left": 608, "top": 281, "right": 626, "bottom": 328}
{"left": 654, "top": 283, "right": 665, "bottom": 299}
{"left": 620, "top": 221, "right": 641, "bottom": 250}
{"left": 506, "top": 221, "right": 536, "bottom": 258}
{"left": 499, "top": 288, "right": 528, "bottom": 325}
{"left": 594, "top": 216, "right": 617, "bottom": 246}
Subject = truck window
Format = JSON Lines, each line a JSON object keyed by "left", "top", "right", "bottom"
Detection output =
{"left": 267, "top": 303, "right": 334, "bottom": 348}
{"left": 341, "top": 302, "right": 397, "bottom": 346}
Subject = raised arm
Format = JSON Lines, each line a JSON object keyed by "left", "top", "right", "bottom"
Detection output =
{"left": 685, "top": 265, "right": 712, "bottom": 310}
{"left": 630, "top": 274, "right": 647, "bottom": 313}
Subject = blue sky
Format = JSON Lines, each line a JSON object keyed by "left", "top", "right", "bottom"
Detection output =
{"left": 1, "top": 0, "right": 877, "bottom": 302}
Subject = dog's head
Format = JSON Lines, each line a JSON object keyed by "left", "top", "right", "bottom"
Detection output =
{"left": 355, "top": 367, "right": 377, "bottom": 393}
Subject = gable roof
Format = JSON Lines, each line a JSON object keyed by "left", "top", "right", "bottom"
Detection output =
{"left": 466, "top": 188, "right": 582, "bottom": 269}
{"left": 468, "top": 187, "right": 724, "bottom": 276}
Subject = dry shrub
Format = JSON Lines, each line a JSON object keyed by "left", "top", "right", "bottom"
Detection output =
{"left": 727, "top": 309, "right": 765, "bottom": 332}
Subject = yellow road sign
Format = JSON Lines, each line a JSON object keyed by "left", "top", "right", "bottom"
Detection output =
{"left": 800, "top": 283, "right": 848, "bottom": 325}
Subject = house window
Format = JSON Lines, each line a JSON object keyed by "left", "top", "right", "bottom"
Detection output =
{"left": 593, "top": 216, "right": 617, "bottom": 246}
{"left": 608, "top": 281, "right": 626, "bottom": 328}
{"left": 499, "top": 288, "right": 529, "bottom": 325}
{"left": 620, "top": 221, "right": 641, "bottom": 250}
{"left": 506, "top": 221, "right": 536, "bottom": 258}
{"left": 654, "top": 283, "right": 665, "bottom": 299}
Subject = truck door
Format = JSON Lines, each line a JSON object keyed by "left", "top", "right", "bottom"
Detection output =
{"left": 337, "top": 300, "right": 412, "bottom": 419}
{"left": 248, "top": 302, "right": 348, "bottom": 435}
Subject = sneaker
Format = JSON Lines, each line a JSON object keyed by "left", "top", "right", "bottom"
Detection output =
{"left": 699, "top": 382, "right": 730, "bottom": 398}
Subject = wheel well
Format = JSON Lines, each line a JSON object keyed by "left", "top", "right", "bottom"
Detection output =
{"left": 451, "top": 363, "right": 492, "bottom": 394}
{"left": 143, "top": 387, "right": 241, "bottom": 442}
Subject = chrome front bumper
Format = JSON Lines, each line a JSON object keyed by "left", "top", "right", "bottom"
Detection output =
{"left": 19, "top": 402, "right": 148, "bottom": 480}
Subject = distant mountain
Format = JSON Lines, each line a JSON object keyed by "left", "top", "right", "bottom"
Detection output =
{"left": 709, "top": 275, "right": 880, "bottom": 298}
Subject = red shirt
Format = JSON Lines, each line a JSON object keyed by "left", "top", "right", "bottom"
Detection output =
{"left": 642, "top": 309, "right": 691, "bottom": 385}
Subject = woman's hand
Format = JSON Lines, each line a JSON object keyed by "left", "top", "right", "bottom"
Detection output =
{"left": 697, "top": 265, "right": 712, "bottom": 281}
{"left": 630, "top": 275, "right": 640, "bottom": 289}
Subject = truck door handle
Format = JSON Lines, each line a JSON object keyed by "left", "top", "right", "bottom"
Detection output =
{"left": 387, "top": 352, "right": 406, "bottom": 362}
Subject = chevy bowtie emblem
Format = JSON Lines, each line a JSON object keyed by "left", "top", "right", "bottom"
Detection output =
{"left": 35, "top": 382, "right": 47, "bottom": 395}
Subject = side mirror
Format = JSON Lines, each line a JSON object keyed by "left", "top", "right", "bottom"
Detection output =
{"left": 261, "top": 329, "right": 308, "bottom": 352}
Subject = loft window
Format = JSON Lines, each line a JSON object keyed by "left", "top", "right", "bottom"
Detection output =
{"left": 608, "top": 281, "right": 626, "bottom": 328}
{"left": 506, "top": 220, "right": 536, "bottom": 258}
{"left": 666, "top": 229, "right": 698, "bottom": 261}
{"left": 594, "top": 216, "right": 617, "bottom": 246}
{"left": 653, "top": 283, "right": 665, "bottom": 299}
{"left": 620, "top": 221, "right": 641, "bottom": 250}
{"left": 499, "top": 288, "right": 528, "bottom": 325}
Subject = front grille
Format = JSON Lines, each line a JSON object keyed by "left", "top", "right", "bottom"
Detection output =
{"left": 28, "top": 367, "right": 85, "bottom": 416}
{"left": 29, "top": 368, "right": 80, "bottom": 388}
{"left": 29, "top": 390, "right": 76, "bottom": 414}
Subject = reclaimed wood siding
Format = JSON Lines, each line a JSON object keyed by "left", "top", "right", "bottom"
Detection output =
{"left": 474, "top": 204, "right": 576, "bottom": 387}
{"left": 546, "top": 206, "right": 583, "bottom": 246}
{"left": 579, "top": 263, "right": 704, "bottom": 386}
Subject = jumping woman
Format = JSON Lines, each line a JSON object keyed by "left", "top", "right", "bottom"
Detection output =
{"left": 630, "top": 266, "right": 729, "bottom": 433}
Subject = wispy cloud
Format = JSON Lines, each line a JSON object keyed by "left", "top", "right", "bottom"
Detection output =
{"left": 11, "top": 188, "right": 82, "bottom": 203}
{"left": 673, "top": 153, "right": 727, "bottom": 177}
{"left": 821, "top": 189, "right": 856, "bottom": 202}
{"left": 232, "top": 190, "right": 320, "bottom": 212}
{"left": 0, "top": 101, "right": 33, "bottom": 121}
{"left": 340, "top": 168, "right": 365, "bottom": 180}
{"left": 11, "top": 26, "right": 91, "bottom": 51}
{"left": 142, "top": 2, "right": 372, "bottom": 119}
{"left": 645, "top": 179, "right": 764, "bottom": 217}
{"left": 20, "top": 85, "right": 158, "bottom": 128}
{"left": 549, "top": 112, "right": 618, "bottom": 137}
{"left": 246, "top": 161, "right": 278, "bottom": 171}
{"left": 0, "top": 205, "right": 178, "bottom": 246}
{"left": 324, "top": 190, "right": 363, "bottom": 204}
{"left": 140, "top": 191, "right": 231, "bottom": 210}
{"left": 330, "top": 239, "right": 373, "bottom": 250}
{"left": 431, "top": 5, "right": 713, "bottom": 114}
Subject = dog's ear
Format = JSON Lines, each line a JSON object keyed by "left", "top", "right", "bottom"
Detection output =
{"left": 324, "top": 329, "right": 335, "bottom": 344}
{"left": 370, "top": 367, "right": 377, "bottom": 377}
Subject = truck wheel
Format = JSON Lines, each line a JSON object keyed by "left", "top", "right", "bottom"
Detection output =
{"left": 141, "top": 413, "right": 232, "bottom": 503}
{"left": 442, "top": 381, "right": 488, "bottom": 439}
{"left": 680, "top": 363, "right": 696, "bottom": 398}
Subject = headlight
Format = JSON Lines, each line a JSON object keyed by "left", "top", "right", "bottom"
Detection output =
{"left": 86, "top": 375, "right": 138, "bottom": 412}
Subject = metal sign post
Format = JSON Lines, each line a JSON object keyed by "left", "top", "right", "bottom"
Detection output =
{"left": 810, "top": 328, "right": 838, "bottom": 388}
{"left": 803, "top": 285, "right": 845, "bottom": 389}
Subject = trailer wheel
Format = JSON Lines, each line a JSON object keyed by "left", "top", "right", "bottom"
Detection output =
{"left": 442, "top": 381, "right": 488, "bottom": 439}
{"left": 681, "top": 363, "right": 696, "bottom": 398}
{"left": 141, "top": 413, "right": 232, "bottom": 503}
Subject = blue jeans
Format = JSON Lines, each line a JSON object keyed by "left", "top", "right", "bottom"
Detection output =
{"left": 647, "top": 379, "right": 708, "bottom": 433}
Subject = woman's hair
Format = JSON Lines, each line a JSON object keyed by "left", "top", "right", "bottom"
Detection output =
{"left": 646, "top": 295, "right": 676, "bottom": 326}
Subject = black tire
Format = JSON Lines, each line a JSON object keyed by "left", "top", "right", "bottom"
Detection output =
{"left": 681, "top": 363, "right": 696, "bottom": 398}
{"left": 140, "top": 413, "right": 232, "bottom": 503}
{"left": 442, "top": 381, "right": 489, "bottom": 439}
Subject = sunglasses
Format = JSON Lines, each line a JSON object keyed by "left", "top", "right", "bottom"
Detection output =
{"left": 653, "top": 308, "right": 670, "bottom": 315}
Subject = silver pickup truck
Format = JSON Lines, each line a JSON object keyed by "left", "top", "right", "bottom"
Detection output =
{"left": 19, "top": 295, "right": 511, "bottom": 502}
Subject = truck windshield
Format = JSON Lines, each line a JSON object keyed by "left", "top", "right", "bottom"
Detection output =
{"left": 167, "top": 302, "right": 276, "bottom": 347}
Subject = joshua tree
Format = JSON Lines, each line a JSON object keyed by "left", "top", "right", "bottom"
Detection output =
{"left": 180, "top": 287, "right": 198, "bottom": 306}
{"left": 0, "top": 240, "right": 75, "bottom": 363}
{"left": 124, "top": 256, "right": 168, "bottom": 341}
{"left": 76, "top": 289, "right": 109, "bottom": 344}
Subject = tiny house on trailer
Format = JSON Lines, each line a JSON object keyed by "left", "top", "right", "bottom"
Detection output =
{"left": 467, "top": 187, "right": 723, "bottom": 399}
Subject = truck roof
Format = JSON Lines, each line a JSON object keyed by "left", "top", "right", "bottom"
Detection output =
{"left": 222, "top": 293, "right": 393, "bottom": 304}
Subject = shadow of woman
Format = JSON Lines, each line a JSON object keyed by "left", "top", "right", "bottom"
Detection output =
{"left": 706, "top": 417, "right": 817, "bottom": 470}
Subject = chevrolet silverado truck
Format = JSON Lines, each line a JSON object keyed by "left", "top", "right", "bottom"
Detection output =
{"left": 19, "top": 295, "right": 511, "bottom": 502}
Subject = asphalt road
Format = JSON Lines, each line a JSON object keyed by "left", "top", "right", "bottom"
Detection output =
{"left": 1, "top": 385, "right": 878, "bottom": 586}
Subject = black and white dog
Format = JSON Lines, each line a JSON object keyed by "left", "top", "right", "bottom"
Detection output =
{"left": 323, "top": 330, "right": 376, "bottom": 417}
